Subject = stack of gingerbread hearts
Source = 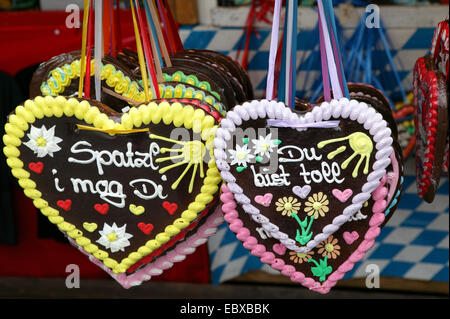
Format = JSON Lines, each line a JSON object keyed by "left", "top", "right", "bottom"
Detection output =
{"left": 213, "top": 0, "right": 401, "bottom": 294}
{"left": 413, "top": 19, "right": 448, "bottom": 203}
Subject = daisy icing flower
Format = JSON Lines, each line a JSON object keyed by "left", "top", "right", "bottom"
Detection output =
{"left": 288, "top": 250, "right": 314, "bottom": 264}
{"left": 275, "top": 196, "right": 301, "bottom": 217}
{"left": 229, "top": 144, "right": 254, "bottom": 167}
{"left": 317, "top": 235, "right": 341, "bottom": 259}
{"left": 252, "top": 133, "right": 279, "bottom": 158}
{"left": 23, "top": 125, "right": 62, "bottom": 158}
{"left": 304, "top": 192, "right": 329, "bottom": 219}
{"left": 96, "top": 223, "right": 133, "bottom": 253}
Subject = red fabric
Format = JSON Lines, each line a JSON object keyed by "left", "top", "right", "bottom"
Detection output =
{"left": 0, "top": 187, "right": 210, "bottom": 284}
{"left": 0, "top": 10, "right": 136, "bottom": 76}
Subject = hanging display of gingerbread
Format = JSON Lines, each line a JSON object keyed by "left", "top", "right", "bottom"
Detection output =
{"left": 413, "top": 55, "right": 448, "bottom": 203}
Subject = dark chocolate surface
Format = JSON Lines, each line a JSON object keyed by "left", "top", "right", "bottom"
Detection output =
{"left": 229, "top": 117, "right": 377, "bottom": 243}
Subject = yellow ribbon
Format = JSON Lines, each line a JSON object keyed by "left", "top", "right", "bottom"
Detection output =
{"left": 130, "top": 0, "right": 150, "bottom": 101}
{"left": 78, "top": 0, "right": 91, "bottom": 98}
{"left": 76, "top": 124, "right": 149, "bottom": 134}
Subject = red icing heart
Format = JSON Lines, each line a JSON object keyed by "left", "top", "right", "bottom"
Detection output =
{"left": 28, "top": 162, "right": 44, "bottom": 174}
{"left": 163, "top": 201, "right": 178, "bottom": 215}
{"left": 138, "top": 222, "right": 154, "bottom": 235}
{"left": 57, "top": 199, "right": 72, "bottom": 211}
{"left": 94, "top": 203, "right": 109, "bottom": 215}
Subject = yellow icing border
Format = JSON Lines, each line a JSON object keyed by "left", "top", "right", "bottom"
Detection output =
{"left": 3, "top": 95, "right": 222, "bottom": 274}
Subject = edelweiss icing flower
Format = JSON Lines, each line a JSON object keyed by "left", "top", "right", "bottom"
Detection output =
{"left": 229, "top": 144, "right": 254, "bottom": 167}
{"left": 251, "top": 133, "right": 279, "bottom": 158}
{"left": 23, "top": 125, "right": 62, "bottom": 158}
{"left": 288, "top": 250, "right": 314, "bottom": 264}
{"left": 317, "top": 235, "right": 341, "bottom": 259}
{"left": 304, "top": 192, "right": 329, "bottom": 219}
{"left": 96, "top": 223, "right": 133, "bottom": 253}
{"left": 275, "top": 196, "right": 301, "bottom": 216}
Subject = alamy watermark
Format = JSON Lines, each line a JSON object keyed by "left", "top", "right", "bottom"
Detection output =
{"left": 365, "top": 4, "right": 380, "bottom": 29}
{"left": 365, "top": 263, "right": 380, "bottom": 289}
{"left": 65, "top": 264, "right": 80, "bottom": 288}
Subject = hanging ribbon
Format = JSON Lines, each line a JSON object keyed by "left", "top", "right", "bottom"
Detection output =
{"left": 318, "top": 0, "right": 343, "bottom": 100}
{"left": 94, "top": 0, "right": 103, "bottom": 102}
{"left": 143, "top": 0, "right": 164, "bottom": 73}
{"left": 78, "top": 0, "right": 91, "bottom": 98}
{"left": 130, "top": 0, "right": 150, "bottom": 101}
{"left": 277, "top": 3, "right": 288, "bottom": 104}
{"left": 163, "top": 0, "right": 183, "bottom": 52}
{"left": 147, "top": 0, "right": 172, "bottom": 67}
{"left": 135, "top": 0, "right": 160, "bottom": 99}
{"left": 84, "top": 0, "right": 94, "bottom": 99}
{"left": 265, "top": 0, "right": 282, "bottom": 101}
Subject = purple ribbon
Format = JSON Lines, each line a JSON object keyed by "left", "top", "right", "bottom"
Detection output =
{"left": 267, "top": 119, "right": 340, "bottom": 128}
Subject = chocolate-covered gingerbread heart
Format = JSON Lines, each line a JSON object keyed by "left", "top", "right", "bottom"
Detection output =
{"left": 214, "top": 99, "right": 393, "bottom": 253}
{"left": 413, "top": 55, "right": 448, "bottom": 203}
{"left": 3, "top": 96, "right": 222, "bottom": 279}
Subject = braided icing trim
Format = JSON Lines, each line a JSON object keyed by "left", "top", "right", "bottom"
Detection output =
{"left": 40, "top": 59, "right": 142, "bottom": 100}
{"left": 132, "top": 83, "right": 227, "bottom": 117}
{"left": 413, "top": 57, "right": 444, "bottom": 198}
{"left": 163, "top": 70, "right": 221, "bottom": 101}
{"left": 3, "top": 96, "right": 222, "bottom": 274}
{"left": 68, "top": 203, "right": 224, "bottom": 288}
{"left": 40, "top": 59, "right": 227, "bottom": 116}
{"left": 213, "top": 98, "right": 392, "bottom": 253}
{"left": 221, "top": 178, "right": 388, "bottom": 294}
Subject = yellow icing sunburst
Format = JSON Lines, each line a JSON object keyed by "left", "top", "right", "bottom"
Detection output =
{"left": 150, "top": 134, "right": 206, "bottom": 193}
{"left": 318, "top": 132, "right": 373, "bottom": 178}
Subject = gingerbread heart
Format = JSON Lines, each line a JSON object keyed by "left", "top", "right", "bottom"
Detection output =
{"left": 221, "top": 179, "right": 388, "bottom": 294}
{"left": 3, "top": 96, "right": 223, "bottom": 282}
{"left": 214, "top": 99, "right": 393, "bottom": 254}
{"left": 413, "top": 55, "right": 448, "bottom": 203}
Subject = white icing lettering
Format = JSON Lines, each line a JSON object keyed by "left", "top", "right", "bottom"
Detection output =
{"left": 278, "top": 145, "right": 322, "bottom": 163}
{"left": 251, "top": 165, "right": 290, "bottom": 187}
{"left": 298, "top": 162, "right": 344, "bottom": 185}
{"left": 129, "top": 179, "right": 168, "bottom": 200}
{"left": 68, "top": 141, "right": 160, "bottom": 175}
{"left": 70, "top": 178, "right": 126, "bottom": 208}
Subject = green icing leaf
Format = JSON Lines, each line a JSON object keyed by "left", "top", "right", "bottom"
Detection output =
{"left": 236, "top": 166, "right": 246, "bottom": 173}
{"left": 308, "top": 256, "right": 332, "bottom": 282}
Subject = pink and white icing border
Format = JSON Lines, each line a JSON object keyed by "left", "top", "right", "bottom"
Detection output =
{"left": 68, "top": 205, "right": 224, "bottom": 288}
{"left": 213, "top": 98, "right": 393, "bottom": 253}
{"left": 220, "top": 178, "right": 388, "bottom": 294}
